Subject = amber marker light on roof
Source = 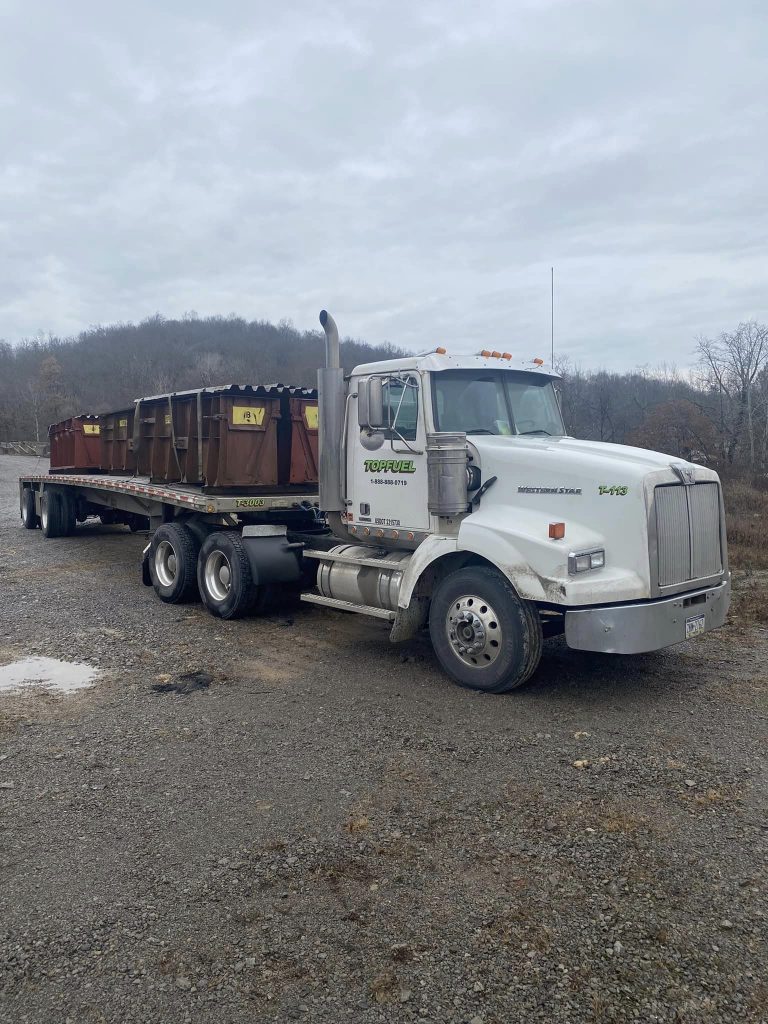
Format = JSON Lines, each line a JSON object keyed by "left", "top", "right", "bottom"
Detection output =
{"left": 533, "top": 358, "right": 545, "bottom": 366}
{"left": 501, "top": 352, "right": 512, "bottom": 360}
{"left": 435, "top": 347, "right": 447, "bottom": 354}
{"left": 480, "top": 349, "right": 492, "bottom": 357}
{"left": 549, "top": 522, "right": 566, "bottom": 540}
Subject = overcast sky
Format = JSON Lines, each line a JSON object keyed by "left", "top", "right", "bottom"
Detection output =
{"left": 1, "top": 0, "right": 766, "bottom": 369}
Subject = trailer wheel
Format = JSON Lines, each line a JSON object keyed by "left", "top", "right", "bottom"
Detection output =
{"left": 40, "top": 490, "right": 76, "bottom": 539}
{"left": 20, "top": 488, "right": 39, "bottom": 529}
{"left": 198, "top": 532, "right": 264, "bottom": 620}
{"left": 148, "top": 523, "right": 200, "bottom": 603}
{"left": 428, "top": 566, "right": 543, "bottom": 693}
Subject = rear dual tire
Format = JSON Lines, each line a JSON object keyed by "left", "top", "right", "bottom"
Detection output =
{"left": 148, "top": 523, "right": 200, "bottom": 603}
{"left": 147, "top": 526, "right": 271, "bottom": 617}
{"left": 20, "top": 488, "right": 39, "bottom": 529}
{"left": 197, "top": 532, "right": 271, "bottom": 620}
{"left": 40, "top": 490, "right": 76, "bottom": 538}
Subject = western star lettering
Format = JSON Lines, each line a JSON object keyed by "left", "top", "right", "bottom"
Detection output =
{"left": 363, "top": 459, "right": 417, "bottom": 473}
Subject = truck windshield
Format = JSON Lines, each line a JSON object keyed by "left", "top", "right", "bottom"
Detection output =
{"left": 432, "top": 370, "right": 564, "bottom": 437}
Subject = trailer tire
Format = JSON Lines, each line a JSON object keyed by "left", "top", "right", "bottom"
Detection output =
{"left": 428, "top": 566, "right": 543, "bottom": 693}
{"left": 148, "top": 523, "right": 200, "bottom": 603}
{"left": 40, "top": 490, "right": 75, "bottom": 538}
{"left": 20, "top": 488, "right": 39, "bottom": 529}
{"left": 198, "top": 532, "right": 264, "bottom": 620}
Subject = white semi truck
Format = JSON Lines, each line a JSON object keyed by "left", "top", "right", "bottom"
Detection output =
{"left": 19, "top": 310, "right": 730, "bottom": 693}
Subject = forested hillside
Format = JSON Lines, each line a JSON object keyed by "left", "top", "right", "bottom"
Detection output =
{"left": 1, "top": 315, "right": 767, "bottom": 473}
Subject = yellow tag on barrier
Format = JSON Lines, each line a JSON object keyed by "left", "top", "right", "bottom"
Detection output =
{"left": 304, "top": 405, "right": 319, "bottom": 430}
{"left": 232, "top": 405, "right": 266, "bottom": 426}
{"left": 83, "top": 424, "right": 100, "bottom": 435}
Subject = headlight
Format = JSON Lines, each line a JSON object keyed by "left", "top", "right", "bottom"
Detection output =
{"left": 568, "top": 549, "right": 605, "bottom": 574}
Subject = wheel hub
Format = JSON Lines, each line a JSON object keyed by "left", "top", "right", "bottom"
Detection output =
{"left": 155, "top": 540, "right": 178, "bottom": 588}
{"left": 205, "top": 550, "right": 232, "bottom": 602}
{"left": 446, "top": 595, "right": 501, "bottom": 668}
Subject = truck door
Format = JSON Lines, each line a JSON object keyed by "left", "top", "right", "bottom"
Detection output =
{"left": 348, "top": 374, "right": 430, "bottom": 534}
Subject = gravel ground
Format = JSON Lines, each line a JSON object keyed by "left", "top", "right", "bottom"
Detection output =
{"left": 1, "top": 455, "right": 766, "bottom": 1024}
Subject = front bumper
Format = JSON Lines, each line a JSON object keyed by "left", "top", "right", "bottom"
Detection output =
{"left": 564, "top": 576, "right": 731, "bottom": 654}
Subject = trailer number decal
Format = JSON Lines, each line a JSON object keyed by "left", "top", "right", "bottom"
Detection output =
{"left": 598, "top": 485, "right": 629, "bottom": 496}
{"left": 363, "top": 460, "right": 416, "bottom": 473}
{"left": 235, "top": 498, "right": 266, "bottom": 508}
{"left": 232, "top": 406, "right": 266, "bottom": 426}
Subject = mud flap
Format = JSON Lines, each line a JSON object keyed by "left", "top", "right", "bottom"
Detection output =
{"left": 141, "top": 543, "right": 152, "bottom": 587}
{"left": 389, "top": 596, "right": 430, "bottom": 642}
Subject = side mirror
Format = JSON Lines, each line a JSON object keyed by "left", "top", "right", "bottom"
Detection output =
{"left": 357, "top": 377, "right": 387, "bottom": 430}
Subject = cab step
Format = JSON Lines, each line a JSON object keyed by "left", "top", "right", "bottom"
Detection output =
{"left": 300, "top": 591, "right": 396, "bottom": 620}
{"left": 303, "top": 548, "right": 406, "bottom": 572}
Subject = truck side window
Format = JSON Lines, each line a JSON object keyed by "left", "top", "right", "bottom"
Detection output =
{"left": 385, "top": 377, "right": 418, "bottom": 441}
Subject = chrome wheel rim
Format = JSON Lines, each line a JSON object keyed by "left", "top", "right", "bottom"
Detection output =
{"left": 446, "top": 595, "right": 501, "bottom": 668}
{"left": 204, "top": 550, "right": 231, "bottom": 602}
{"left": 155, "top": 540, "right": 178, "bottom": 587}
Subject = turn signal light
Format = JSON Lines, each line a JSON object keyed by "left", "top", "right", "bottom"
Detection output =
{"left": 549, "top": 522, "right": 566, "bottom": 540}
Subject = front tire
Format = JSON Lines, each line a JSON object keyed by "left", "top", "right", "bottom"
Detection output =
{"left": 429, "top": 566, "right": 543, "bottom": 693}
{"left": 197, "top": 532, "right": 266, "bottom": 620}
{"left": 148, "top": 523, "right": 201, "bottom": 603}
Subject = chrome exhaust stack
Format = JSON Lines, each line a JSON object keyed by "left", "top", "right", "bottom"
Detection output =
{"left": 318, "top": 310, "right": 345, "bottom": 513}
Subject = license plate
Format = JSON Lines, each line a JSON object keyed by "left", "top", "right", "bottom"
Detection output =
{"left": 685, "top": 613, "right": 706, "bottom": 638}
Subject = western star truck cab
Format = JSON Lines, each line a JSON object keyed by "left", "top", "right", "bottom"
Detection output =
{"left": 18, "top": 310, "right": 730, "bottom": 694}
{"left": 301, "top": 311, "right": 730, "bottom": 691}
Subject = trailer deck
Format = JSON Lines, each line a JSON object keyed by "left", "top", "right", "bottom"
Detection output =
{"left": 19, "top": 472, "right": 319, "bottom": 517}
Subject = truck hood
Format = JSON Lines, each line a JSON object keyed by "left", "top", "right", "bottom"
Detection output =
{"left": 458, "top": 435, "right": 720, "bottom": 606}
{"left": 467, "top": 434, "right": 693, "bottom": 481}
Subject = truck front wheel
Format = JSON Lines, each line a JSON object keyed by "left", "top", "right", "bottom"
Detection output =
{"left": 429, "top": 566, "right": 543, "bottom": 693}
{"left": 148, "top": 523, "right": 200, "bottom": 603}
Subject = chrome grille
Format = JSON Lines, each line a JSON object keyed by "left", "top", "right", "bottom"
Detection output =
{"left": 655, "top": 482, "right": 722, "bottom": 587}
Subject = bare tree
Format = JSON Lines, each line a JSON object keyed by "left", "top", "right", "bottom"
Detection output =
{"left": 696, "top": 321, "right": 768, "bottom": 467}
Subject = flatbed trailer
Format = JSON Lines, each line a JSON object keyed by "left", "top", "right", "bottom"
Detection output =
{"left": 19, "top": 472, "right": 320, "bottom": 529}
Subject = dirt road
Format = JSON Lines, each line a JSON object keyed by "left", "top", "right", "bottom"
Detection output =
{"left": 1, "top": 456, "right": 766, "bottom": 1023}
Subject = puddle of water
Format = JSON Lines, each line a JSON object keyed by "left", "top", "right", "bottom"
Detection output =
{"left": 0, "top": 657, "right": 99, "bottom": 695}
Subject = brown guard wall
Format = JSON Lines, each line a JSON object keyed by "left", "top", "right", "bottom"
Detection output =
{"left": 99, "top": 408, "right": 137, "bottom": 475}
{"left": 287, "top": 397, "right": 319, "bottom": 486}
{"left": 48, "top": 416, "right": 102, "bottom": 473}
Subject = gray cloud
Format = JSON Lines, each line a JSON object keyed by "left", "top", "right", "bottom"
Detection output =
{"left": 1, "top": 0, "right": 766, "bottom": 369}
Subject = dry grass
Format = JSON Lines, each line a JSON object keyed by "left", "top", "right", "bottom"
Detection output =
{"left": 723, "top": 477, "right": 768, "bottom": 570}
{"left": 722, "top": 476, "right": 768, "bottom": 624}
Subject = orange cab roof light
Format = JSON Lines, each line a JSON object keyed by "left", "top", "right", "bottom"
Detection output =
{"left": 435, "top": 346, "right": 447, "bottom": 354}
